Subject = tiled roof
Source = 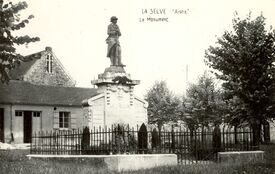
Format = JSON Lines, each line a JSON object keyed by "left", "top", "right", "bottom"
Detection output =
{"left": 0, "top": 80, "right": 97, "bottom": 106}
{"left": 8, "top": 51, "right": 43, "bottom": 80}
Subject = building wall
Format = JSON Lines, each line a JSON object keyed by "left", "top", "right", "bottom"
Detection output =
{"left": 24, "top": 50, "right": 75, "bottom": 87}
{"left": 0, "top": 104, "right": 84, "bottom": 143}
{"left": 0, "top": 104, "right": 12, "bottom": 143}
{"left": 53, "top": 106, "right": 85, "bottom": 130}
{"left": 90, "top": 96, "right": 105, "bottom": 128}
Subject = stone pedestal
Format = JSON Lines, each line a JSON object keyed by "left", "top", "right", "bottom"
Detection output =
{"left": 218, "top": 151, "right": 264, "bottom": 163}
{"left": 27, "top": 154, "right": 178, "bottom": 172}
{"left": 82, "top": 66, "right": 148, "bottom": 129}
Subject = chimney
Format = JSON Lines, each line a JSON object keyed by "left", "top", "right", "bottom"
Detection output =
{"left": 45, "top": 46, "right": 52, "bottom": 52}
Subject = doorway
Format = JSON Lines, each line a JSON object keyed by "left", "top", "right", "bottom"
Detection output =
{"left": 0, "top": 108, "right": 4, "bottom": 142}
{"left": 23, "top": 111, "right": 32, "bottom": 143}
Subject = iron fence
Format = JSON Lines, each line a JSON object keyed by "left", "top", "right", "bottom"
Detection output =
{"left": 30, "top": 124, "right": 257, "bottom": 164}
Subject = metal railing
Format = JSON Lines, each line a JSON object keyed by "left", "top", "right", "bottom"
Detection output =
{"left": 30, "top": 124, "right": 256, "bottom": 164}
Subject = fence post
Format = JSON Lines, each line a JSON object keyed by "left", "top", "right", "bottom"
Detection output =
{"left": 158, "top": 127, "right": 162, "bottom": 153}
{"left": 30, "top": 132, "right": 34, "bottom": 154}
{"left": 138, "top": 123, "right": 148, "bottom": 154}
{"left": 263, "top": 121, "right": 270, "bottom": 144}
{"left": 252, "top": 123, "right": 261, "bottom": 149}
{"left": 116, "top": 124, "right": 122, "bottom": 154}
{"left": 212, "top": 125, "right": 221, "bottom": 161}
{"left": 194, "top": 129, "right": 197, "bottom": 162}
{"left": 234, "top": 126, "right": 238, "bottom": 145}
{"left": 171, "top": 125, "right": 175, "bottom": 153}
{"left": 81, "top": 126, "right": 90, "bottom": 154}
{"left": 151, "top": 128, "right": 159, "bottom": 150}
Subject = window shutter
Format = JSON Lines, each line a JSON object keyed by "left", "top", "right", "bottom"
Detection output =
{"left": 53, "top": 111, "right": 59, "bottom": 129}
{"left": 71, "top": 113, "right": 77, "bottom": 129}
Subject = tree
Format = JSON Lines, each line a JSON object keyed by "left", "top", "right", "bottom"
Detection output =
{"left": 185, "top": 72, "right": 224, "bottom": 130}
{"left": 0, "top": 0, "right": 40, "bottom": 83}
{"left": 205, "top": 13, "right": 275, "bottom": 145}
{"left": 145, "top": 80, "right": 182, "bottom": 130}
{"left": 184, "top": 72, "right": 225, "bottom": 146}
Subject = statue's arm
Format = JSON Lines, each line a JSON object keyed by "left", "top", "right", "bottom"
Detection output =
{"left": 108, "top": 25, "right": 117, "bottom": 35}
{"left": 108, "top": 25, "right": 121, "bottom": 36}
{"left": 117, "top": 28, "right": 121, "bottom": 36}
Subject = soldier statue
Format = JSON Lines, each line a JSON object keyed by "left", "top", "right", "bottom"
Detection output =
{"left": 106, "top": 16, "right": 123, "bottom": 66}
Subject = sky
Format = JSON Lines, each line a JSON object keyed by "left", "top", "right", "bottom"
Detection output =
{"left": 14, "top": 0, "right": 275, "bottom": 97}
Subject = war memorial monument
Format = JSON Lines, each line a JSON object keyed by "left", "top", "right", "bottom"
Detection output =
{"left": 82, "top": 16, "right": 148, "bottom": 128}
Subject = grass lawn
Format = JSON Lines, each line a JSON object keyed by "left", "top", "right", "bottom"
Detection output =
{"left": 0, "top": 149, "right": 274, "bottom": 174}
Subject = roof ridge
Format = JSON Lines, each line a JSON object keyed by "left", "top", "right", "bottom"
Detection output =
{"left": 9, "top": 80, "right": 94, "bottom": 90}
{"left": 24, "top": 50, "right": 44, "bottom": 57}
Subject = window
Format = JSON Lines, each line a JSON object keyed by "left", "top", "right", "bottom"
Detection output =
{"left": 46, "top": 54, "right": 53, "bottom": 73}
{"left": 59, "top": 112, "right": 70, "bottom": 129}
{"left": 33, "top": 111, "right": 41, "bottom": 117}
{"left": 15, "top": 111, "right": 23, "bottom": 117}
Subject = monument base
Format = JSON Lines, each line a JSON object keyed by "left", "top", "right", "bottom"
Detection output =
{"left": 104, "top": 66, "right": 126, "bottom": 73}
{"left": 27, "top": 154, "right": 177, "bottom": 171}
{"left": 218, "top": 151, "right": 264, "bottom": 163}
{"left": 84, "top": 62, "right": 147, "bottom": 129}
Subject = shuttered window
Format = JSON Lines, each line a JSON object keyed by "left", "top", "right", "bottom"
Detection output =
{"left": 53, "top": 111, "right": 59, "bottom": 129}
{"left": 71, "top": 113, "right": 77, "bottom": 129}
{"left": 53, "top": 111, "right": 76, "bottom": 130}
{"left": 59, "top": 112, "right": 70, "bottom": 128}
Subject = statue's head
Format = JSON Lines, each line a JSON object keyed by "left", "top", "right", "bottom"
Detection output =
{"left": 110, "top": 16, "right": 118, "bottom": 22}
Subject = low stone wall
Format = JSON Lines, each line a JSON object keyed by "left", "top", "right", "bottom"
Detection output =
{"left": 260, "top": 144, "right": 275, "bottom": 165}
{"left": 218, "top": 151, "right": 264, "bottom": 163}
{"left": 27, "top": 154, "right": 177, "bottom": 171}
